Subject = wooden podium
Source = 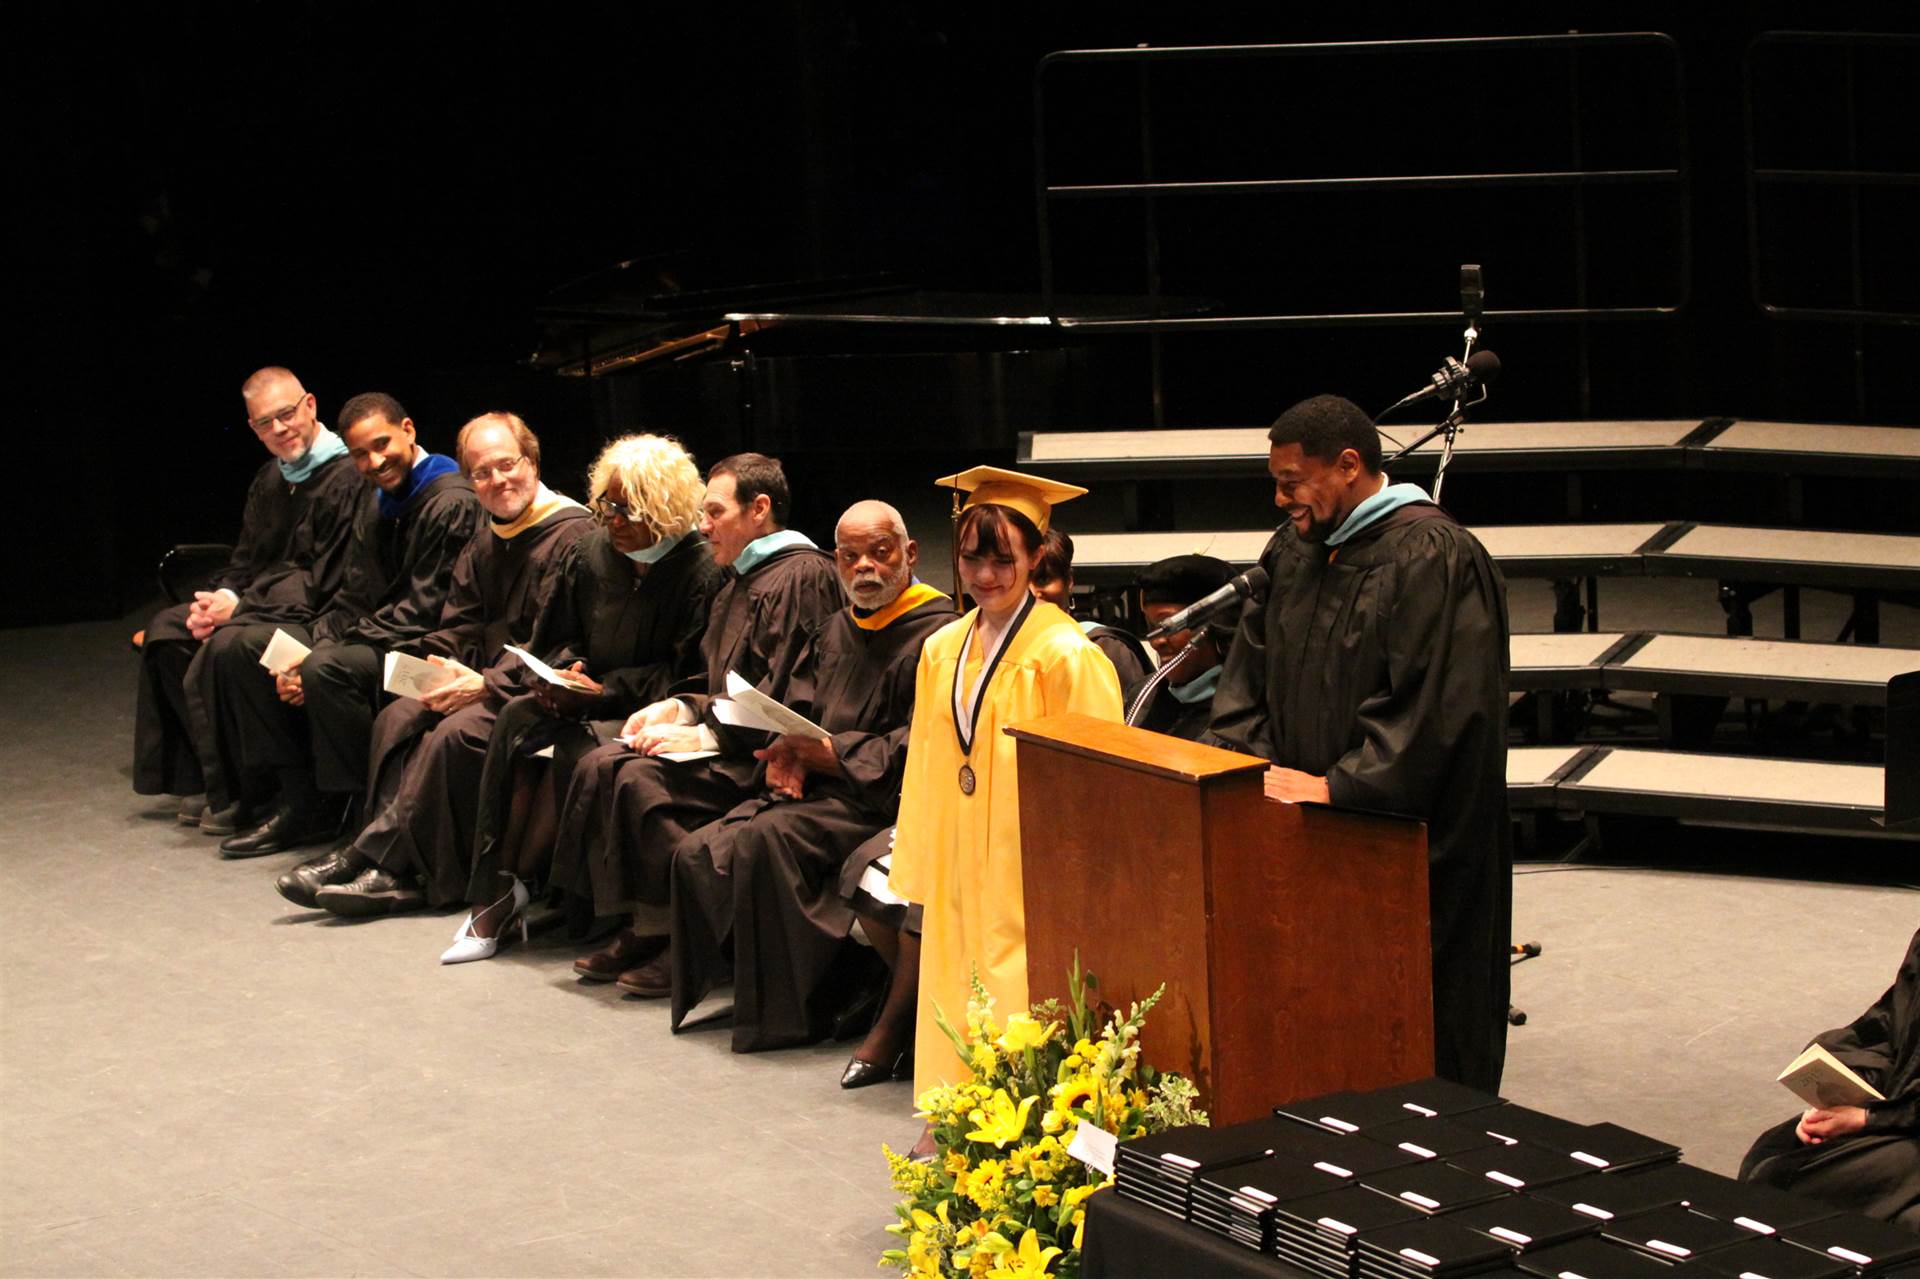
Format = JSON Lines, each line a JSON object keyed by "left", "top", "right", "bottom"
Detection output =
{"left": 1008, "top": 713, "right": 1434, "bottom": 1126}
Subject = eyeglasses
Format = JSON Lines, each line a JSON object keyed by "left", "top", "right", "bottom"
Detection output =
{"left": 248, "top": 396, "right": 309, "bottom": 433}
{"left": 590, "top": 495, "right": 643, "bottom": 525}
{"left": 470, "top": 454, "right": 529, "bottom": 485}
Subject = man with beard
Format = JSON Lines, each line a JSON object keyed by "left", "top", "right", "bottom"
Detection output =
{"left": 132, "top": 367, "right": 362, "bottom": 831}
{"left": 660, "top": 500, "right": 955, "bottom": 1050}
{"left": 304, "top": 411, "right": 593, "bottom": 916}
{"left": 554, "top": 452, "right": 844, "bottom": 987}
{"left": 210, "top": 392, "right": 480, "bottom": 855}
{"left": 1208, "top": 394, "right": 1511, "bottom": 1093}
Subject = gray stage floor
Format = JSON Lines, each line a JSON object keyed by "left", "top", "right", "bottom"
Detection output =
{"left": 1, "top": 604, "right": 1915, "bottom": 1278}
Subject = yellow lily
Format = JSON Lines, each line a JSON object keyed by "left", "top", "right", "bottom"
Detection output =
{"left": 986, "top": 1228, "right": 1063, "bottom": 1279}
{"left": 966, "top": 1089, "right": 1038, "bottom": 1148}
{"left": 996, "top": 1013, "right": 1056, "bottom": 1054}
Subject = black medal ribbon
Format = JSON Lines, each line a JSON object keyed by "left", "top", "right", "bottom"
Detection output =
{"left": 950, "top": 592, "right": 1037, "bottom": 795}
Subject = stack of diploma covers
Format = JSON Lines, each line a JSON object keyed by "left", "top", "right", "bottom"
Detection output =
{"left": 1102, "top": 1077, "right": 1920, "bottom": 1279}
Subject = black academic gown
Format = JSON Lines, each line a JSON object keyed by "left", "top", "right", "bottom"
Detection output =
{"left": 133, "top": 453, "right": 362, "bottom": 798}
{"left": 1087, "top": 623, "right": 1155, "bottom": 713}
{"left": 1741, "top": 927, "right": 1920, "bottom": 1230}
{"left": 549, "top": 541, "right": 843, "bottom": 916}
{"left": 214, "top": 469, "right": 482, "bottom": 796}
{"left": 668, "top": 589, "right": 958, "bottom": 1052}
{"left": 461, "top": 529, "right": 722, "bottom": 904}
{"left": 1135, "top": 668, "right": 1220, "bottom": 742}
{"left": 350, "top": 503, "right": 594, "bottom": 893}
{"left": 1209, "top": 503, "right": 1512, "bottom": 1093}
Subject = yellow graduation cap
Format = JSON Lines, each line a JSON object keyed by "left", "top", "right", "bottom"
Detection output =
{"left": 935, "top": 465, "right": 1088, "bottom": 534}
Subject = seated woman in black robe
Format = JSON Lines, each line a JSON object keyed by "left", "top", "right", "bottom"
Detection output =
{"left": 836, "top": 825, "right": 920, "bottom": 1088}
{"left": 440, "top": 434, "right": 720, "bottom": 963}
{"left": 1740, "top": 926, "right": 1919, "bottom": 1230}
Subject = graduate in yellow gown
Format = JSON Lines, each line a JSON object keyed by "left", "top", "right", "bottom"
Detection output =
{"left": 887, "top": 467, "right": 1124, "bottom": 1108}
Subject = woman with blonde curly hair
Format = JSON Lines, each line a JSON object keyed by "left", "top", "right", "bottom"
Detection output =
{"left": 440, "top": 433, "right": 723, "bottom": 963}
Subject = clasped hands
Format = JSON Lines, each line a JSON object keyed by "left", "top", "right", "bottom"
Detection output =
{"left": 420, "top": 656, "right": 486, "bottom": 713}
{"left": 755, "top": 735, "right": 837, "bottom": 800}
{"left": 619, "top": 699, "right": 706, "bottom": 757}
{"left": 1796, "top": 1105, "right": 1868, "bottom": 1145}
{"left": 186, "top": 589, "right": 237, "bottom": 641}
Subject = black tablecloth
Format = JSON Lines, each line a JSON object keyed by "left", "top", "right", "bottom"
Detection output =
{"left": 1082, "top": 1191, "right": 1315, "bottom": 1279}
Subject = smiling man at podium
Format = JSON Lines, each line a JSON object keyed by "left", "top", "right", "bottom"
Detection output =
{"left": 1208, "top": 393, "right": 1512, "bottom": 1092}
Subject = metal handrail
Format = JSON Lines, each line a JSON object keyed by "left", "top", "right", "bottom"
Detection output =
{"left": 1743, "top": 31, "right": 1920, "bottom": 330}
{"left": 1032, "top": 32, "right": 1691, "bottom": 326}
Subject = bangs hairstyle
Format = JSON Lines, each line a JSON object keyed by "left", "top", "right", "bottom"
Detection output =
{"left": 1030, "top": 528, "right": 1073, "bottom": 586}
{"left": 456, "top": 411, "right": 542, "bottom": 478}
{"left": 956, "top": 502, "right": 1042, "bottom": 560}
{"left": 588, "top": 434, "right": 704, "bottom": 541}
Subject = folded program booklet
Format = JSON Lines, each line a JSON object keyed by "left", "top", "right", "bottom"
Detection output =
{"left": 258, "top": 628, "right": 312, "bottom": 674}
{"left": 1777, "top": 1042, "right": 1885, "bottom": 1109}
{"left": 712, "top": 669, "right": 827, "bottom": 738}
{"left": 382, "top": 651, "right": 458, "bottom": 700}
{"left": 503, "top": 644, "right": 595, "bottom": 690}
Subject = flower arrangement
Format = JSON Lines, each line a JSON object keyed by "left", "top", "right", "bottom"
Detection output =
{"left": 881, "top": 958, "right": 1207, "bottom": 1278}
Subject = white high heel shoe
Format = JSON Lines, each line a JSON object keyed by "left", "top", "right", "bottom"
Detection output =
{"left": 439, "top": 877, "right": 531, "bottom": 965}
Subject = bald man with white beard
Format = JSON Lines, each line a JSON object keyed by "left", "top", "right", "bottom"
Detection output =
{"left": 652, "top": 500, "right": 957, "bottom": 1052}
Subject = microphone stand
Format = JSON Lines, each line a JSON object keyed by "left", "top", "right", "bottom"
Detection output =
{"left": 1124, "top": 634, "right": 1203, "bottom": 727}
{"left": 1381, "top": 306, "right": 1489, "bottom": 506}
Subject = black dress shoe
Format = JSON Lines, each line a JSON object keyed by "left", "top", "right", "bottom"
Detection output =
{"left": 314, "top": 866, "right": 427, "bottom": 918}
{"left": 219, "top": 804, "right": 337, "bottom": 858}
{"left": 200, "top": 801, "right": 260, "bottom": 838}
{"left": 176, "top": 794, "right": 208, "bottom": 826}
{"left": 275, "top": 848, "right": 369, "bottom": 908}
{"left": 839, "top": 1049, "right": 911, "bottom": 1090}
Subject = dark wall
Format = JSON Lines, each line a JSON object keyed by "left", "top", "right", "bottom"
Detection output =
{"left": 7, "top": 2, "right": 1917, "bottom": 626}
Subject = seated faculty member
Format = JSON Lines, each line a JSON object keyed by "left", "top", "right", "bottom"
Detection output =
{"left": 434, "top": 433, "right": 722, "bottom": 961}
{"left": 132, "top": 366, "right": 361, "bottom": 831}
{"left": 662, "top": 500, "right": 956, "bottom": 1049}
{"left": 1208, "top": 394, "right": 1511, "bottom": 1093}
{"left": 215, "top": 392, "right": 479, "bottom": 856}
{"left": 1131, "top": 553, "right": 1237, "bottom": 739}
{"left": 303, "top": 412, "right": 593, "bottom": 916}
{"left": 1740, "top": 926, "right": 1918, "bottom": 1229}
{"left": 887, "top": 466, "right": 1124, "bottom": 1125}
{"left": 554, "top": 452, "right": 844, "bottom": 988}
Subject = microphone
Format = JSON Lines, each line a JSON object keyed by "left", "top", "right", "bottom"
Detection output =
{"left": 1144, "top": 566, "right": 1269, "bottom": 640}
{"left": 1389, "top": 348, "right": 1501, "bottom": 412}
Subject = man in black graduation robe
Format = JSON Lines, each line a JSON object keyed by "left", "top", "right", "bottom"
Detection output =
{"left": 665, "top": 500, "right": 956, "bottom": 1050}
{"left": 132, "top": 367, "right": 364, "bottom": 828}
{"left": 553, "top": 453, "right": 844, "bottom": 981}
{"left": 1209, "top": 394, "right": 1511, "bottom": 1093}
{"left": 303, "top": 412, "right": 594, "bottom": 915}
{"left": 1741, "top": 926, "right": 1920, "bottom": 1229}
{"left": 209, "top": 393, "right": 480, "bottom": 855}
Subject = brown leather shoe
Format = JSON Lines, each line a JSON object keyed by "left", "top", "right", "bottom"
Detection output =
{"left": 573, "top": 929, "right": 666, "bottom": 983}
{"left": 615, "top": 950, "right": 673, "bottom": 998}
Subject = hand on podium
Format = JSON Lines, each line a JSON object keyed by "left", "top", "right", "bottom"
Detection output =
{"left": 1262, "top": 766, "right": 1329, "bottom": 805}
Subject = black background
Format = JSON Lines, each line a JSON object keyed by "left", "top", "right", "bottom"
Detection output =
{"left": 9, "top": 2, "right": 1918, "bottom": 626}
